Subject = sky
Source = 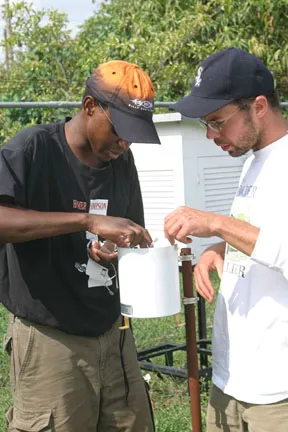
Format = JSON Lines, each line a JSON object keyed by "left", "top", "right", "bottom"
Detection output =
{"left": 1, "top": 0, "right": 101, "bottom": 60}
{"left": 32, "top": 0, "right": 101, "bottom": 33}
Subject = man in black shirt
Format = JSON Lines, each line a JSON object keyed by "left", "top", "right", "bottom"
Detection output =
{"left": 0, "top": 60, "right": 160, "bottom": 432}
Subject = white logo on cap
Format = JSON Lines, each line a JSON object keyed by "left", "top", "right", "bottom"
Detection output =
{"left": 129, "top": 99, "right": 153, "bottom": 112}
{"left": 195, "top": 67, "right": 203, "bottom": 87}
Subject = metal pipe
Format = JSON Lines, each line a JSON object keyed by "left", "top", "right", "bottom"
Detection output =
{"left": 181, "top": 247, "right": 202, "bottom": 432}
{"left": 0, "top": 101, "right": 82, "bottom": 109}
{"left": 0, "top": 101, "right": 175, "bottom": 109}
{"left": 0, "top": 101, "right": 287, "bottom": 109}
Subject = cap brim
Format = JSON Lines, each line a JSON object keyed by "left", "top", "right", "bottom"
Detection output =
{"left": 109, "top": 106, "right": 161, "bottom": 144}
{"left": 170, "top": 94, "right": 234, "bottom": 118}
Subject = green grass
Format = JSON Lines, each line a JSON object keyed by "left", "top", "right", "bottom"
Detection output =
{"left": 0, "top": 305, "right": 11, "bottom": 432}
{"left": 0, "top": 272, "right": 219, "bottom": 432}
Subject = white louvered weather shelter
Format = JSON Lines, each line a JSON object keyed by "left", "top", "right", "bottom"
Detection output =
{"left": 131, "top": 112, "right": 247, "bottom": 263}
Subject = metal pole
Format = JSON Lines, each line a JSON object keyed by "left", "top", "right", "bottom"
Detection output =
{"left": 0, "top": 101, "right": 175, "bottom": 109}
{"left": 181, "top": 247, "right": 202, "bottom": 432}
{"left": 0, "top": 101, "right": 287, "bottom": 109}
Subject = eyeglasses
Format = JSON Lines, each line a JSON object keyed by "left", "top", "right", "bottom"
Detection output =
{"left": 98, "top": 103, "right": 132, "bottom": 147}
{"left": 98, "top": 103, "right": 119, "bottom": 136}
{"left": 199, "top": 107, "right": 241, "bottom": 133}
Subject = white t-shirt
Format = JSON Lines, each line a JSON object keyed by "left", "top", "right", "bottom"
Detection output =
{"left": 212, "top": 134, "right": 288, "bottom": 404}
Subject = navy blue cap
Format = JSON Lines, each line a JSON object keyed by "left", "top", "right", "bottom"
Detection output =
{"left": 170, "top": 48, "right": 275, "bottom": 118}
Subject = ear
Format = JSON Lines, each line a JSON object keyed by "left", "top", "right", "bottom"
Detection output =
{"left": 253, "top": 95, "right": 268, "bottom": 120}
{"left": 83, "top": 96, "right": 97, "bottom": 117}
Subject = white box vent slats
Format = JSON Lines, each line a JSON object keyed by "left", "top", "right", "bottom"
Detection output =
{"left": 202, "top": 162, "right": 243, "bottom": 215}
{"left": 138, "top": 170, "right": 175, "bottom": 232}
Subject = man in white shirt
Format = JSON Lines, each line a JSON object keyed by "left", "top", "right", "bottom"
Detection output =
{"left": 165, "top": 48, "right": 288, "bottom": 432}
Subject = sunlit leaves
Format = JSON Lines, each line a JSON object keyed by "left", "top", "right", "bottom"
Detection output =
{"left": 0, "top": 0, "right": 287, "bottom": 144}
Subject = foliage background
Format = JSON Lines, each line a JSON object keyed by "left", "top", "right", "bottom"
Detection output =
{"left": 0, "top": 0, "right": 288, "bottom": 145}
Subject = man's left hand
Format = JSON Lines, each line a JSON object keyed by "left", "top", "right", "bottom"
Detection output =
{"left": 89, "top": 240, "right": 118, "bottom": 262}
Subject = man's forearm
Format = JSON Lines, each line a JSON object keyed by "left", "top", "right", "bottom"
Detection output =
{"left": 213, "top": 214, "right": 259, "bottom": 257}
{"left": 206, "top": 241, "right": 226, "bottom": 259}
{"left": 0, "top": 205, "right": 89, "bottom": 243}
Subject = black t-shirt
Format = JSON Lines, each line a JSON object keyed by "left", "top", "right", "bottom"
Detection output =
{"left": 0, "top": 121, "right": 144, "bottom": 336}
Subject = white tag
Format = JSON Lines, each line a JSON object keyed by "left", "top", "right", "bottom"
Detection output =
{"left": 89, "top": 199, "right": 108, "bottom": 215}
{"left": 86, "top": 258, "right": 113, "bottom": 288}
{"left": 86, "top": 199, "right": 109, "bottom": 241}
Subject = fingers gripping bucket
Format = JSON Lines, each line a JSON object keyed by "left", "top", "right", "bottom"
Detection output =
{"left": 118, "top": 244, "right": 181, "bottom": 318}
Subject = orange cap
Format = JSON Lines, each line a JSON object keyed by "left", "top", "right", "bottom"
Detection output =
{"left": 85, "top": 60, "right": 160, "bottom": 144}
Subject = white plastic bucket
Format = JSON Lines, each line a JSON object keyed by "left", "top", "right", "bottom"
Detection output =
{"left": 118, "top": 243, "right": 181, "bottom": 318}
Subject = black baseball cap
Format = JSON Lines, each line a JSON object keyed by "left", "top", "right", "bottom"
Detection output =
{"left": 85, "top": 60, "right": 161, "bottom": 144}
{"left": 170, "top": 47, "right": 275, "bottom": 118}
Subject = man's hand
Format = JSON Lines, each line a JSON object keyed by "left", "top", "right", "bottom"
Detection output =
{"left": 88, "top": 240, "right": 118, "bottom": 262}
{"left": 0, "top": 204, "right": 152, "bottom": 247}
{"left": 164, "top": 206, "right": 217, "bottom": 244}
{"left": 87, "top": 214, "right": 152, "bottom": 248}
{"left": 194, "top": 243, "right": 225, "bottom": 302}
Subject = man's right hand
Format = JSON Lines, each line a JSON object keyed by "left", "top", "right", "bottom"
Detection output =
{"left": 193, "top": 242, "right": 225, "bottom": 302}
{"left": 87, "top": 214, "right": 152, "bottom": 248}
{"left": 0, "top": 204, "right": 152, "bottom": 247}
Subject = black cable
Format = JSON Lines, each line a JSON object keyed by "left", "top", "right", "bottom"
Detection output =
{"left": 119, "top": 317, "right": 130, "bottom": 405}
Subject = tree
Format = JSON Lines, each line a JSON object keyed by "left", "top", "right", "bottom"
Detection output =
{"left": 0, "top": 1, "right": 83, "bottom": 143}
{"left": 0, "top": 0, "right": 287, "bottom": 145}
{"left": 80, "top": 0, "right": 288, "bottom": 100}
